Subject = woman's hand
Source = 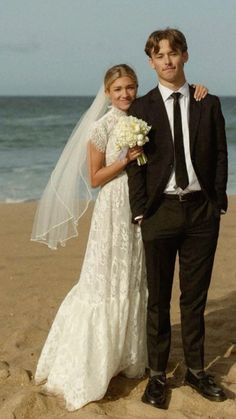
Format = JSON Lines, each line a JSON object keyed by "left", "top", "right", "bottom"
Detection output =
{"left": 126, "top": 146, "right": 143, "bottom": 163}
{"left": 88, "top": 142, "right": 142, "bottom": 188}
{"left": 192, "top": 84, "right": 208, "bottom": 101}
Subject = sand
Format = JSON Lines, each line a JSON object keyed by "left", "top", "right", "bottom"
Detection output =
{"left": 0, "top": 198, "right": 235, "bottom": 419}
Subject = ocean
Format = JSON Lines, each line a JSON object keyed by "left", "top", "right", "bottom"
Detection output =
{"left": 0, "top": 96, "right": 235, "bottom": 203}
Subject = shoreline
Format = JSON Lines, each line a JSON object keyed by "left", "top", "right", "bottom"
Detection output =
{"left": 0, "top": 198, "right": 235, "bottom": 418}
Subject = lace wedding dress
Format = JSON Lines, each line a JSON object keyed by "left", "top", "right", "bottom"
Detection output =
{"left": 35, "top": 106, "right": 147, "bottom": 411}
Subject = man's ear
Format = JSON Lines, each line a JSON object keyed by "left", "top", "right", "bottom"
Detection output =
{"left": 183, "top": 51, "right": 189, "bottom": 64}
{"left": 148, "top": 57, "right": 155, "bottom": 70}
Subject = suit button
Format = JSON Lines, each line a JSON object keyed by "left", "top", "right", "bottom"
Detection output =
{"left": 169, "top": 163, "right": 173, "bottom": 168}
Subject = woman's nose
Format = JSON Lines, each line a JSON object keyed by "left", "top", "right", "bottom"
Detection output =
{"left": 122, "top": 89, "right": 129, "bottom": 97}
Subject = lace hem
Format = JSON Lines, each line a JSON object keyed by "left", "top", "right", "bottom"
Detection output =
{"left": 35, "top": 293, "right": 147, "bottom": 411}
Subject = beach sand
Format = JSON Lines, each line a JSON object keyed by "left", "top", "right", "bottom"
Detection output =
{"left": 0, "top": 198, "right": 235, "bottom": 418}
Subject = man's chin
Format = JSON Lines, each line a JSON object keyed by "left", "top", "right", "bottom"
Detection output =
{"left": 161, "top": 74, "right": 178, "bottom": 84}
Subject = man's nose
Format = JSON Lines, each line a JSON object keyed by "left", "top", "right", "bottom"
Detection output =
{"left": 164, "top": 55, "right": 171, "bottom": 64}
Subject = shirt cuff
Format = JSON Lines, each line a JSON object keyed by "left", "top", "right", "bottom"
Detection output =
{"left": 134, "top": 215, "right": 143, "bottom": 221}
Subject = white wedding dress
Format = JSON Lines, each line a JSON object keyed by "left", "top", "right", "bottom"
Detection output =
{"left": 35, "top": 106, "right": 147, "bottom": 411}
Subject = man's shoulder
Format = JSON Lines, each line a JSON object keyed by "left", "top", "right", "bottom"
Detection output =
{"left": 200, "top": 93, "right": 222, "bottom": 113}
{"left": 136, "top": 86, "right": 159, "bottom": 103}
{"left": 189, "top": 85, "right": 220, "bottom": 105}
{"left": 202, "top": 92, "right": 220, "bottom": 103}
{"left": 129, "top": 87, "right": 159, "bottom": 115}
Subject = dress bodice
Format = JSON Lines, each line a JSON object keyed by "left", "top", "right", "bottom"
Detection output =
{"left": 89, "top": 107, "right": 126, "bottom": 166}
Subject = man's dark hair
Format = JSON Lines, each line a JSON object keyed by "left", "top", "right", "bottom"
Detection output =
{"left": 145, "top": 28, "right": 188, "bottom": 57}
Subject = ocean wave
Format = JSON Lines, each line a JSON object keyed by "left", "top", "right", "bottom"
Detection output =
{"left": 0, "top": 163, "right": 54, "bottom": 174}
{"left": 3, "top": 115, "right": 76, "bottom": 127}
{"left": 3, "top": 197, "right": 37, "bottom": 204}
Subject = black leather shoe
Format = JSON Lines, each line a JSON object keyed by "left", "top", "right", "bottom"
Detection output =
{"left": 142, "top": 374, "right": 167, "bottom": 409}
{"left": 185, "top": 369, "right": 227, "bottom": 402}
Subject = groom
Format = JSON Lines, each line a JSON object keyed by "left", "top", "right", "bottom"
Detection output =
{"left": 126, "top": 28, "right": 228, "bottom": 408}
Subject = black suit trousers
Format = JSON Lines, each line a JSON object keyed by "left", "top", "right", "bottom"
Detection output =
{"left": 141, "top": 195, "right": 220, "bottom": 371}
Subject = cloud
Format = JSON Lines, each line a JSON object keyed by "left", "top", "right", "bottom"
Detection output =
{"left": 0, "top": 41, "right": 40, "bottom": 54}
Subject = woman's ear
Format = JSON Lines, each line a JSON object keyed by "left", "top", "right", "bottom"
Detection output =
{"left": 105, "top": 88, "right": 110, "bottom": 99}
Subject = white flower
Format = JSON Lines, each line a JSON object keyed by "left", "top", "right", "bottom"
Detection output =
{"left": 137, "top": 133, "right": 144, "bottom": 141}
{"left": 114, "top": 115, "right": 151, "bottom": 165}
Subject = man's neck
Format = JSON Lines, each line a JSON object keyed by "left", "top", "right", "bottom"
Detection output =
{"left": 159, "top": 77, "right": 187, "bottom": 91}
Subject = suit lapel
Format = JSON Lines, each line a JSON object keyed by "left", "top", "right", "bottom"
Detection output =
{"left": 189, "top": 86, "right": 201, "bottom": 154}
{"left": 148, "top": 87, "right": 173, "bottom": 146}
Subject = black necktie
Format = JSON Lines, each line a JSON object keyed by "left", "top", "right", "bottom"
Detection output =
{"left": 171, "top": 92, "right": 189, "bottom": 190}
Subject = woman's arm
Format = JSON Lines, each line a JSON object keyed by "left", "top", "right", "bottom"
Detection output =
{"left": 88, "top": 142, "right": 142, "bottom": 188}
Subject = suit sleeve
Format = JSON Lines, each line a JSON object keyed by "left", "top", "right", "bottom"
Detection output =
{"left": 126, "top": 100, "right": 148, "bottom": 222}
{"left": 213, "top": 97, "right": 228, "bottom": 212}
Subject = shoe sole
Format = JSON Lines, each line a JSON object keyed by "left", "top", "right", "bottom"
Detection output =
{"left": 141, "top": 394, "right": 167, "bottom": 409}
{"left": 184, "top": 380, "right": 227, "bottom": 402}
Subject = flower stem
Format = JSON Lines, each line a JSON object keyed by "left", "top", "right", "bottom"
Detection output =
{"left": 137, "top": 152, "right": 147, "bottom": 166}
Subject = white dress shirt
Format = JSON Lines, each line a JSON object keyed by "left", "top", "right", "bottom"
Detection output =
{"left": 158, "top": 82, "right": 201, "bottom": 194}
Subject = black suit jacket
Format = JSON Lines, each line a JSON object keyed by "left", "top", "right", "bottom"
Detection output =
{"left": 126, "top": 85, "right": 228, "bottom": 221}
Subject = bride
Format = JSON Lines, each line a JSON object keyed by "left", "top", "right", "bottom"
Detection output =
{"left": 31, "top": 64, "right": 207, "bottom": 411}
{"left": 32, "top": 64, "right": 147, "bottom": 411}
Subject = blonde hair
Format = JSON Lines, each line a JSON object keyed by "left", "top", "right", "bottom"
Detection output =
{"left": 104, "top": 64, "right": 138, "bottom": 91}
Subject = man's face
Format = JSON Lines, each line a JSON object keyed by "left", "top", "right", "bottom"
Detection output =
{"left": 149, "top": 39, "right": 188, "bottom": 87}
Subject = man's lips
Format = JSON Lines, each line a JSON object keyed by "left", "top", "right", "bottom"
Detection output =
{"left": 164, "top": 67, "right": 175, "bottom": 71}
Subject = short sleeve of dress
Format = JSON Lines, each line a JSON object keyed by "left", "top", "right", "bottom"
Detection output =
{"left": 89, "top": 119, "right": 108, "bottom": 153}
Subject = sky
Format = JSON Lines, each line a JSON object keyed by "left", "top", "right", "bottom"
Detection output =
{"left": 1, "top": 0, "right": 236, "bottom": 96}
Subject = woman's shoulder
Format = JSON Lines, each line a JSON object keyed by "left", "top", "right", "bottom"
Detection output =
{"left": 89, "top": 110, "right": 115, "bottom": 152}
{"left": 90, "top": 108, "right": 111, "bottom": 132}
{"left": 91, "top": 107, "right": 124, "bottom": 132}
{"left": 98, "top": 106, "right": 124, "bottom": 122}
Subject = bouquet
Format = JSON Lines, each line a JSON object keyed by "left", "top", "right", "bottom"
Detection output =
{"left": 115, "top": 116, "right": 151, "bottom": 166}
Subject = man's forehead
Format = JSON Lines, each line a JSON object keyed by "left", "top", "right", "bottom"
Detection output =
{"left": 151, "top": 42, "right": 180, "bottom": 55}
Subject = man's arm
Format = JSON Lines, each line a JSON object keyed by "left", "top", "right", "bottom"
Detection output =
{"left": 213, "top": 97, "right": 228, "bottom": 212}
{"left": 126, "top": 100, "right": 148, "bottom": 221}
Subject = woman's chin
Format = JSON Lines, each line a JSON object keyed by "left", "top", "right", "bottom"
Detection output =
{"left": 118, "top": 102, "right": 132, "bottom": 111}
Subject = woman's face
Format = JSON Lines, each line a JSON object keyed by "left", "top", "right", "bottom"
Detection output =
{"left": 106, "top": 76, "right": 137, "bottom": 111}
